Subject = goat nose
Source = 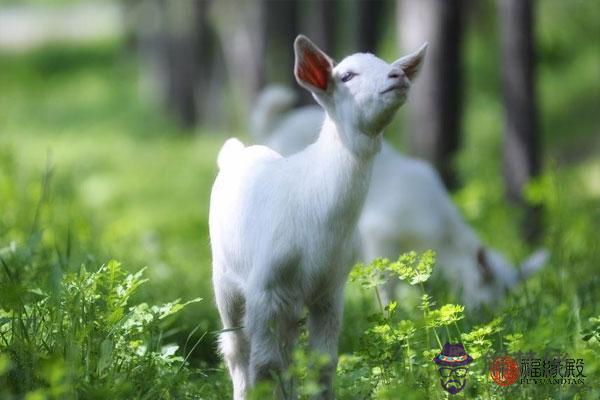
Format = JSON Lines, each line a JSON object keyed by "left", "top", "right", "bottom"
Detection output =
{"left": 388, "top": 69, "right": 404, "bottom": 79}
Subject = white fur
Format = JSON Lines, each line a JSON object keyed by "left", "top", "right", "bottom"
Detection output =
{"left": 250, "top": 86, "right": 548, "bottom": 307}
{"left": 209, "top": 35, "right": 427, "bottom": 399}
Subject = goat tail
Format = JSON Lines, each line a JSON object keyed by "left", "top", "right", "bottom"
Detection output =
{"left": 217, "top": 138, "right": 245, "bottom": 170}
{"left": 250, "top": 85, "right": 297, "bottom": 143}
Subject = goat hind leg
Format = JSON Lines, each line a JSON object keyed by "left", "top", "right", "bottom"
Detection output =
{"left": 215, "top": 280, "right": 249, "bottom": 400}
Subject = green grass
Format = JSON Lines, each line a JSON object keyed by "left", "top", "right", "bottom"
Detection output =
{"left": 1, "top": 5, "right": 600, "bottom": 397}
{"left": 0, "top": 41, "right": 231, "bottom": 368}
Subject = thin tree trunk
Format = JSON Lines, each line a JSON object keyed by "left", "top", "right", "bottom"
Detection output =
{"left": 302, "top": 0, "right": 336, "bottom": 55}
{"left": 194, "top": 0, "right": 226, "bottom": 128}
{"left": 132, "top": 0, "right": 167, "bottom": 108}
{"left": 161, "top": 0, "right": 205, "bottom": 128}
{"left": 265, "top": 0, "right": 300, "bottom": 95}
{"left": 132, "top": 0, "right": 210, "bottom": 129}
{"left": 210, "top": 0, "right": 266, "bottom": 128}
{"left": 356, "top": 0, "right": 385, "bottom": 53}
{"left": 499, "top": 0, "right": 541, "bottom": 242}
{"left": 397, "top": 0, "right": 465, "bottom": 189}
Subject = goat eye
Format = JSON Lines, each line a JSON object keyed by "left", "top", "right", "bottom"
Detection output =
{"left": 340, "top": 72, "right": 356, "bottom": 83}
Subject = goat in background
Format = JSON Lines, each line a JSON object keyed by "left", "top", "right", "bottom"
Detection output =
{"left": 250, "top": 85, "right": 548, "bottom": 307}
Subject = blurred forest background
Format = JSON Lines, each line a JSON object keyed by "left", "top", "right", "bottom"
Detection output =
{"left": 0, "top": 0, "right": 599, "bottom": 399}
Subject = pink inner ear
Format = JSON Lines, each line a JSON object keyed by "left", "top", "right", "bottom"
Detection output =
{"left": 298, "top": 49, "right": 330, "bottom": 91}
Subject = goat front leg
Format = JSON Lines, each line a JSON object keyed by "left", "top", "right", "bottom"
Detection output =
{"left": 307, "top": 289, "right": 344, "bottom": 400}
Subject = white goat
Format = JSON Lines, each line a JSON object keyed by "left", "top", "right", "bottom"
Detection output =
{"left": 210, "top": 35, "right": 427, "bottom": 399}
{"left": 250, "top": 86, "right": 548, "bottom": 307}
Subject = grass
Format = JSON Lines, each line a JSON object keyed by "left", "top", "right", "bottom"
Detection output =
{"left": 1, "top": 2, "right": 600, "bottom": 396}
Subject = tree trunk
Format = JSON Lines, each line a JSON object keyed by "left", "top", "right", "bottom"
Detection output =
{"left": 132, "top": 0, "right": 219, "bottom": 129}
{"left": 396, "top": 0, "right": 465, "bottom": 189}
{"left": 210, "top": 0, "right": 266, "bottom": 128}
{"left": 162, "top": 0, "right": 200, "bottom": 128}
{"left": 132, "top": 0, "right": 168, "bottom": 110}
{"left": 302, "top": 0, "right": 336, "bottom": 55}
{"left": 499, "top": 0, "right": 541, "bottom": 242}
{"left": 356, "top": 0, "right": 385, "bottom": 53}
{"left": 264, "top": 0, "right": 300, "bottom": 101}
{"left": 194, "top": 0, "right": 227, "bottom": 128}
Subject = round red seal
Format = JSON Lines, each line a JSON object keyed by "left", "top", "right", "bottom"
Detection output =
{"left": 489, "top": 356, "right": 520, "bottom": 386}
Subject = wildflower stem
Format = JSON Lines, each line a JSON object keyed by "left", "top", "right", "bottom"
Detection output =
{"left": 406, "top": 338, "right": 412, "bottom": 373}
{"left": 374, "top": 286, "right": 385, "bottom": 315}
{"left": 433, "top": 328, "right": 443, "bottom": 348}
{"left": 418, "top": 283, "right": 433, "bottom": 352}
{"left": 453, "top": 321, "right": 462, "bottom": 340}
{"left": 445, "top": 325, "right": 452, "bottom": 343}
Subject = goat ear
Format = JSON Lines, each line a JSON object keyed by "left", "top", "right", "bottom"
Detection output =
{"left": 394, "top": 42, "right": 428, "bottom": 81}
{"left": 518, "top": 248, "right": 549, "bottom": 281}
{"left": 294, "top": 35, "right": 334, "bottom": 93}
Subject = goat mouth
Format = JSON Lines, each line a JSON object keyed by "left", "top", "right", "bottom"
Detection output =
{"left": 380, "top": 84, "right": 408, "bottom": 95}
